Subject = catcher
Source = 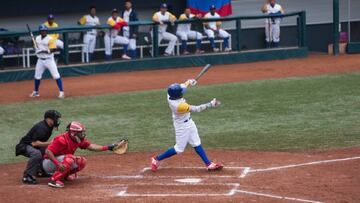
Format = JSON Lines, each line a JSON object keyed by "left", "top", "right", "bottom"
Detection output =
{"left": 42, "top": 121, "right": 128, "bottom": 188}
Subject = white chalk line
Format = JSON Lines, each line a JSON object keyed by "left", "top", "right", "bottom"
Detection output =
{"left": 234, "top": 190, "right": 323, "bottom": 203}
{"left": 97, "top": 183, "right": 240, "bottom": 187}
{"left": 249, "top": 156, "right": 360, "bottom": 173}
{"left": 140, "top": 166, "right": 246, "bottom": 174}
{"left": 239, "top": 167, "right": 251, "bottom": 178}
{"left": 101, "top": 175, "right": 237, "bottom": 179}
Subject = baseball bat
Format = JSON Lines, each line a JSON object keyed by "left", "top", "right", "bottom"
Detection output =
{"left": 195, "top": 64, "right": 212, "bottom": 81}
{"left": 26, "top": 24, "right": 38, "bottom": 49}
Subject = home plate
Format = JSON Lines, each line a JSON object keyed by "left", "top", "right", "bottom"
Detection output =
{"left": 175, "top": 178, "right": 202, "bottom": 184}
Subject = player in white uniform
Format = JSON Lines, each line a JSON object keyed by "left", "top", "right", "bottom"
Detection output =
{"left": 121, "top": 1, "right": 139, "bottom": 58}
{"left": 204, "top": 5, "right": 231, "bottom": 52}
{"left": 176, "top": 8, "right": 204, "bottom": 55}
{"left": 104, "top": 9, "right": 131, "bottom": 60}
{"left": 151, "top": 79, "right": 223, "bottom": 171}
{"left": 261, "top": 0, "right": 284, "bottom": 48}
{"left": 78, "top": 6, "right": 100, "bottom": 62}
{"left": 0, "top": 46, "right": 4, "bottom": 64}
{"left": 30, "top": 25, "right": 64, "bottom": 99}
{"left": 152, "top": 3, "right": 178, "bottom": 56}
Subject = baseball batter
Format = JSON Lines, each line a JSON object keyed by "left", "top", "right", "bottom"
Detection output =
{"left": 151, "top": 79, "right": 223, "bottom": 171}
{"left": 104, "top": 9, "right": 131, "bottom": 60}
{"left": 78, "top": 6, "right": 100, "bottom": 62}
{"left": 152, "top": 3, "right": 178, "bottom": 56}
{"left": 176, "top": 8, "right": 204, "bottom": 55}
{"left": 43, "top": 14, "right": 64, "bottom": 49}
{"left": 29, "top": 25, "right": 64, "bottom": 99}
{"left": 261, "top": 0, "right": 285, "bottom": 48}
{"left": 43, "top": 121, "right": 122, "bottom": 188}
{"left": 204, "top": 5, "right": 231, "bottom": 52}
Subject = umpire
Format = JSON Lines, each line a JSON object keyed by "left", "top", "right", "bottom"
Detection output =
{"left": 15, "top": 110, "right": 61, "bottom": 184}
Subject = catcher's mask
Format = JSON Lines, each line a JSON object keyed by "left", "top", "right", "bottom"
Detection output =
{"left": 44, "top": 110, "right": 62, "bottom": 129}
{"left": 66, "top": 121, "right": 86, "bottom": 143}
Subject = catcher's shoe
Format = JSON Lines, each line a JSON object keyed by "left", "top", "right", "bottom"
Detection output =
{"left": 207, "top": 162, "right": 223, "bottom": 171}
{"left": 29, "top": 91, "right": 40, "bottom": 98}
{"left": 151, "top": 157, "right": 160, "bottom": 172}
{"left": 48, "top": 180, "right": 64, "bottom": 188}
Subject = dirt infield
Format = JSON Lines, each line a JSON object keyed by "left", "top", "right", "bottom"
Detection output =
{"left": 0, "top": 54, "right": 359, "bottom": 104}
{"left": 0, "top": 148, "right": 359, "bottom": 202}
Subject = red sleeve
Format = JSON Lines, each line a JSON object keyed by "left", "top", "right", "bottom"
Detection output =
{"left": 47, "top": 136, "right": 67, "bottom": 156}
{"left": 79, "top": 138, "right": 91, "bottom": 149}
{"left": 113, "top": 21, "right": 128, "bottom": 30}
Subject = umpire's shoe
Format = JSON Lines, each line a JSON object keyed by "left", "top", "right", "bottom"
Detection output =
{"left": 22, "top": 174, "right": 37, "bottom": 184}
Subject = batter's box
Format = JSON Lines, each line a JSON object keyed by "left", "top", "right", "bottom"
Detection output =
{"left": 140, "top": 166, "right": 251, "bottom": 178}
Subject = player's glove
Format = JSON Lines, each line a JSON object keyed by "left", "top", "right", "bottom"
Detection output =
{"left": 108, "top": 139, "right": 129, "bottom": 155}
{"left": 207, "top": 98, "right": 221, "bottom": 108}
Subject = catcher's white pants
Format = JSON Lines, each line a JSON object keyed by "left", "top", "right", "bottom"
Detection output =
{"left": 176, "top": 30, "right": 203, "bottom": 41}
{"left": 56, "top": 39, "right": 64, "bottom": 49}
{"left": 83, "top": 33, "right": 97, "bottom": 54}
{"left": 204, "top": 29, "right": 230, "bottom": 39}
{"left": 265, "top": 21, "right": 280, "bottom": 43}
{"left": 34, "top": 57, "right": 60, "bottom": 80}
{"left": 173, "top": 120, "right": 201, "bottom": 153}
{"left": 0, "top": 46, "right": 4, "bottom": 55}
{"left": 123, "top": 30, "right": 136, "bottom": 51}
{"left": 104, "top": 34, "right": 130, "bottom": 55}
{"left": 158, "top": 31, "right": 177, "bottom": 55}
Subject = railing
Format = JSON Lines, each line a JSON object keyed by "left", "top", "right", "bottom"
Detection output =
{"left": 0, "top": 11, "right": 306, "bottom": 66}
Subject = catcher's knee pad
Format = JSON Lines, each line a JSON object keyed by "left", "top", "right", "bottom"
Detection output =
{"left": 63, "top": 154, "right": 76, "bottom": 169}
{"left": 75, "top": 156, "right": 87, "bottom": 171}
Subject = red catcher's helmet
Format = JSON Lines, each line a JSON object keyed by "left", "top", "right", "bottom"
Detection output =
{"left": 67, "top": 121, "right": 86, "bottom": 143}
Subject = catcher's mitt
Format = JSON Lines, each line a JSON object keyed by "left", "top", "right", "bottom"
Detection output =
{"left": 112, "top": 139, "right": 129, "bottom": 155}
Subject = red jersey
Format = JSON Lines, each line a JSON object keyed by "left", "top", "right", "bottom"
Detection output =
{"left": 44, "top": 132, "right": 91, "bottom": 159}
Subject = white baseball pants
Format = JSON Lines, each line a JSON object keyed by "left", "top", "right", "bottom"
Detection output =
{"left": 204, "top": 29, "right": 230, "bottom": 38}
{"left": 104, "top": 35, "right": 130, "bottom": 55}
{"left": 34, "top": 57, "right": 60, "bottom": 80}
{"left": 83, "top": 33, "right": 97, "bottom": 54}
{"left": 173, "top": 121, "right": 201, "bottom": 153}
{"left": 176, "top": 30, "right": 203, "bottom": 41}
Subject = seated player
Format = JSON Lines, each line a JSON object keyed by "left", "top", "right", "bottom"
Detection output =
{"left": 15, "top": 110, "right": 61, "bottom": 184}
{"left": 176, "top": 8, "right": 204, "bottom": 55}
{"left": 203, "top": 5, "right": 231, "bottom": 52}
{"left": 152, "top": 3, "right": 178, "bottom": 56}
{"left": 43, "top": 121, "right": 121, "bottom": 188}
{"left": 151, "top": 79, "right": 223, "bottom": 171}
{"left": 104, "top": 9, "right": 131, "bottom": 60}
{"left": 43, "top": 14, "right": 64, "bottom": 49}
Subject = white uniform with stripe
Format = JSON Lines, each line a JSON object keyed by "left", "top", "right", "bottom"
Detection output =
{"left": 264, "top": 3, "right": 283, "bottom": 43}
{"left": 122, "top": 9, "right": 136, "bottom": 51}
{"left": 79, "top": 15, "right": 100, "bottom": 54}
{"left": 203, "top": 12, "right": 230, "bottom": 39}
{"left": 176, "top": 13, "right": 203, "bottom": 41}
{"left": 168, "top": 95, "right": 201, "bottom": 153}
{"left": 152, "top": 11, "right": 178, "bottom": 55}
{"left": 104, "top": 16, "right": 130, "bottom": 55}
{"left": 34, "top": 35, "right": 60, "bottom": 80}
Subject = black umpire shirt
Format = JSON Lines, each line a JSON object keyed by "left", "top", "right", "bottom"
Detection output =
{"left": 19, "top": 120, "right": 53, "bottom": 148}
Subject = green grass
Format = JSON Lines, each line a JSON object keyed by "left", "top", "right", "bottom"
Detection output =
{"left": 1, "top": 73, "right": 360, "bottom": 164}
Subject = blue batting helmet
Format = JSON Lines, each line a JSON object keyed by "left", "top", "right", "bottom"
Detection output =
{"left": 161, "top": 3, "right": 168, "bottom": 8}
{"left": 168, "top": 83, "right": 186, "bottom": 100}
{"left": 38, "top": 25, "right": 48, "bottom": 31}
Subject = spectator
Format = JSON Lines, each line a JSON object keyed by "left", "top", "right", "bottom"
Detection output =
{"left": 43, "top": 14, "right": 64, "bottom": 49}
{"left": 78, "top": 5, "right": 100, "bottom": 62}
{"left": 203, "top": 5, "right": 231, "bottom": 52}
{"left": 261, "top": 0, "right": 284, "bottom": 48}
{"left": 176, "top": 8, "right": 204, "bottom": 55}
{"left": 121, "top": 1, "right": 139, "bottom": 58}
{"left": 152, "top": 3, "right": 177, "bottom": 56}
{"left": 104, "top": 9, "right": 131, "bottom": 60}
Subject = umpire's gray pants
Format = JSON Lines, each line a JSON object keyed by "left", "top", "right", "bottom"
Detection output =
{"left": 23, "top": 145, "right": 44, "bottom": 177}
{"left": 42, "top": 155, "right": 78, "bottom": 175}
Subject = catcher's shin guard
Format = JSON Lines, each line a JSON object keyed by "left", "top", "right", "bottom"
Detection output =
{"left": 51, "top": 154, "right": 75, "bottom": 181}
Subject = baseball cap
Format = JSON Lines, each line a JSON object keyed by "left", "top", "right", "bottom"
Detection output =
{"left": 161, "top": 3, "right": 168, "bottom": 8}
{"left": 47, "top": 14, "right": 54, "bottom": 19}
{"left": 112, "top": 8, "right": 119, "bottom": 13}
{"left": 210, "top": 5, "right": 216, "bottom": 10}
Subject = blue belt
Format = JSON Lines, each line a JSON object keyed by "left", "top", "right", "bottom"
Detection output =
{"left": 184, "top": 117, "right": 192, "bottom": 123}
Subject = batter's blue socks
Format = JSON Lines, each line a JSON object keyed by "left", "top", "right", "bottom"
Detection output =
{"left": 209, "top": 38, "right": 215, "bottom": 48}
{"left": 156, "top": 147, "right": 177, "bottom": 161}
{"left": 34, "top": 79, "right": 41, "bottom": 92}
{"left": 224, "top": 37, "right": 229, "bottom": 49}
{"left": 194, "top": 145, "right": 211, "bottom": 166}
{"left": 56, "top": 78, "right": 63, "bottom": 92}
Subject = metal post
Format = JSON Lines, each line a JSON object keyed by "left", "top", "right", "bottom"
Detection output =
{"left": 63, "top": 32, "right": 69, "bottom": 64}
{"left": 301, "top": 11, "right": 307, "bottom": 47}
{"left": 236, "top": 19, "right": 242, "bottom": 51}
{"left": 333, "top": 0, "right": 340, "bottom": 55}
{"left": 297, "top": 17, "right": 301, "bottom": 47}
{"left": 152, "top": 24, "right": 159, "bottom": 57}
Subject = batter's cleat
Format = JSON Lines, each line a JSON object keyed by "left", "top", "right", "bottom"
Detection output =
{"left": 29, "top": 91, "right": 40, "bottom": 98}
{"left": 207, "top": 162, "right": 223, "bottom": 171}
{"left": 58, "top": 91, "right": 65, "bottom": 99}
{"left": 22, "top": 174, "right": 37, "bottom": 184}
{"left": 48, "top": 180, "right": 64, "bottom": 188}
{"left": 121, "top": 54, "right": 131, "bottom": 60}
{"left": 151, "top": 157, "right": 160, "bottom": 172}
